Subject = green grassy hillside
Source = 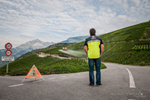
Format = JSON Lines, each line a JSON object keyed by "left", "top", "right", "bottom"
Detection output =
{"left": 0, "top": 54, "right": 106, "bottom": 76}
{"left": 101, "top": 21, "right": 150, "bottom": 65}
{"left": 66, "top": 21, "right": 150, "bottom": 65}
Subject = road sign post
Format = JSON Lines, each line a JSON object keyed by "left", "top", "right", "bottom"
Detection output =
{"left": 1, "top": 43, "right": 14, "bottom": 74}
{"left": 7, "top": 61, "right": 9, "bottom": 73}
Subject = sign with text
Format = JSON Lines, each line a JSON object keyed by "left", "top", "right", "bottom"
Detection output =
{"left": 1, "top": 56, "right": 14, "bottom": 61}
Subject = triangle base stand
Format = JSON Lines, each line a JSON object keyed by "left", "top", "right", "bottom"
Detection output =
{"left": 22, "top": 76, "right": 45, "bottom": 83}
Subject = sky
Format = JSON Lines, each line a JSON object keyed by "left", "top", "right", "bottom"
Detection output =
{"left": 0, "top": 0, "right": 150, "bottom": 49}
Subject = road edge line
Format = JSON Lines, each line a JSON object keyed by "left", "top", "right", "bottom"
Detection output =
{"left": 126, "top": 68, "right": 136, "bottom": 88}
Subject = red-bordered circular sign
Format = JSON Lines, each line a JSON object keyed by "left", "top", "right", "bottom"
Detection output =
{"left": 5, "top": 43, "right": 12, "bottom": 49}
{"left": 5, "top": 50, "right": 12, "bottom": 56}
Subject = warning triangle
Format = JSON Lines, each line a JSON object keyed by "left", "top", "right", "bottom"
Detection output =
{"left": 22, "top": 65, "right": 45, "bottom": 83}
{"left": 25, "top": 65, "right": 42, "bottom": 78}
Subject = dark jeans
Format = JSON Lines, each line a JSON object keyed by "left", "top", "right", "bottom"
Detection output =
{"left": 88, "top": 57, "right": 101, "bottom": 86}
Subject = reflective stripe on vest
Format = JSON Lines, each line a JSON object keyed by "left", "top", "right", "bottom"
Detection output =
{"left": 87, "top": 40, "right": 100, "bottom": 59}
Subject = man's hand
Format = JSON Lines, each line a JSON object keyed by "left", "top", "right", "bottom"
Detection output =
{"left": 101, "top": 44, "right": 104, "bottom": 56}
{"left": 84, "top": 45, "right": 88, "bottom": 55}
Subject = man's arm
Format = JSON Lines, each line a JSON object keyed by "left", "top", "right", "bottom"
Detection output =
{"left": 84, "top": 45, "right": 88, "bottom": 55}
{"left": 100, "top": 44, "right": 104, "bottom": 56}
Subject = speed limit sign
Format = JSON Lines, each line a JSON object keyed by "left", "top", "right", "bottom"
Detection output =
{"left": 5, "top": 43, "right": 12, "bottom": 49}
{"left": 5, "top": 50, "right": 12, "bottom": 56}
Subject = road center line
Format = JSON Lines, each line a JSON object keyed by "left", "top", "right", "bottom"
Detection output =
{"left": 126, "top": 68, "right": 136, "bottom": 88}
{"left": 9, "top": 84, "right": 24, "bottom": 87}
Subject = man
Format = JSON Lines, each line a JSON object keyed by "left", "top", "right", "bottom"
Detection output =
{"left": 84, "top": 28, "right": 104, "bottom": 86}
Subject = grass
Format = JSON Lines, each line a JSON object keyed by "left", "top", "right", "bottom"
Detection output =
{"left": 100, "top": 21, "right": 150, "bottom": 65}
{"left": 0, "top": 54, "right": 106, "bottom": 76}
{"left": 100, "top": 21, "right": 150, "bottom": 43}
{"left": 67, "top": 41, "right": 85, "bottom": 50}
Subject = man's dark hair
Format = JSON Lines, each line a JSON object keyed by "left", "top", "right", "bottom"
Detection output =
{"left": 89, "top": 28, "right": 96, "bottom": 35}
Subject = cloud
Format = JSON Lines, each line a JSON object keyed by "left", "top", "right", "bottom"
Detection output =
{"left": 131, "top": 0, "right": 141, "bottom": 7}
{"left": 0, "top": 0, "right": 150, "bottom": 49}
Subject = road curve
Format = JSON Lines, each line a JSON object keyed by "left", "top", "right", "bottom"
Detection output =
{"left": 0, "top": 63, "right": 150, "bottom": 100}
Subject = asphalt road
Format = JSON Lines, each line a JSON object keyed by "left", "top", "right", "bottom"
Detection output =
{"left": 0, "top": 63, "right": 150, "bottom": 100}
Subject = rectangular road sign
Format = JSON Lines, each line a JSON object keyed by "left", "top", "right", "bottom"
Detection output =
{"left": 1, "top": 56, "right": 14, "bottom": 61}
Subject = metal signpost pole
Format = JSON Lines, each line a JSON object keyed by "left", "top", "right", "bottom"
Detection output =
{"left": 6, "top": 61, "right": 9, "bottom": 73}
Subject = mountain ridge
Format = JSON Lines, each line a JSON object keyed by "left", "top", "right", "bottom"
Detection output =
{"left": 61, "top": 36, "right": 89, "bottom": 43}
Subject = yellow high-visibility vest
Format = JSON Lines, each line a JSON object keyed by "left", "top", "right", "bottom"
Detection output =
{"left": 87, "top": 40, "right": 100, "bottom": 59}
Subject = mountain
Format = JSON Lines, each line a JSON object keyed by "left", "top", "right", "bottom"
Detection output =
{"left": 61, "top": 36, "right": 89, "bottom": 43}
{"left": 16, "top": 39, "right": 54, "bottom": 50}
{"left": 66, "top": 21, "right": 150, "bottom": 65}
{"left": 0, "top": 39, "right": 54, "bottom": 67}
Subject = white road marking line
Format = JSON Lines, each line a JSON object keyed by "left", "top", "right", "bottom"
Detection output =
{"left": 9, "top": 84, "right": 24, "bottom": 87}
{"left": 126, "top": 68, "right": 136, "bottom": 88}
